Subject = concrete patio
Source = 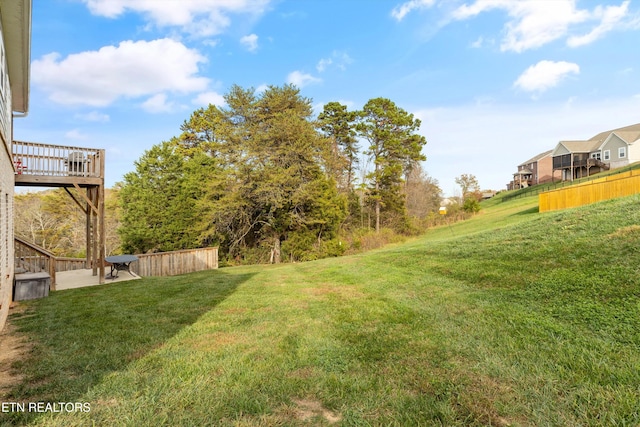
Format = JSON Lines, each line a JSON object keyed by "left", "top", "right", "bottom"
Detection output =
{"left": 55, "top": 268, "right": 141, "bottom": 291}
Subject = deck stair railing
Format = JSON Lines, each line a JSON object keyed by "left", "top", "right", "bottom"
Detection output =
{"left": 14, "top": 236, "right": 57, "bottom": 288}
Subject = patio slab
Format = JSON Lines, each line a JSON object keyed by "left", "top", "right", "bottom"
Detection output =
{"left": 55, "top": 268, "right": 140, "bottom": 291}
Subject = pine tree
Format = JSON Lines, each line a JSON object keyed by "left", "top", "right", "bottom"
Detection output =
{"left": 357, "top": 98, "right": 427, "bottom": 232}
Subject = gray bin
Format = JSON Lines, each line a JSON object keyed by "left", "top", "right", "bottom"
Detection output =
{"left": 14, "top": 272, "right": 51, "bottom": 301}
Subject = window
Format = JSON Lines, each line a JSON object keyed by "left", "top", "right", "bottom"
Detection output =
{"left": 604, "top": 150, "right": 610, "bottom": 161}
{"left": 591, "top": 152, "right": 601, "bottom": 160}
{"left": 619, "top": 147, "right": 626, "bottom": 158}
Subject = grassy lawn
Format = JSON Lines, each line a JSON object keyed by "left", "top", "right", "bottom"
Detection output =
{"left": 2, "top": 193, "right": 640, "bottom": 426}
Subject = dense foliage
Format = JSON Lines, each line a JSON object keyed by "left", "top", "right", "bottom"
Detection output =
{"left": 118, "top": 85, "right": 435, "bottom": 263}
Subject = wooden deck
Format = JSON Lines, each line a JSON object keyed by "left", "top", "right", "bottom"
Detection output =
{"left": 13, "top": 141, "right": 104, "bottom": 186}
{"left": 13, "top": 140, "right": 107, "bottom": 284}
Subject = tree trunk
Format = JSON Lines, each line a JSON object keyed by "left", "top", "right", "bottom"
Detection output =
{"left": 273, "top": 237, "right": 281, "bottom": 264}
{"left": 375, "top": 162, "right": 380, "bottom": 233}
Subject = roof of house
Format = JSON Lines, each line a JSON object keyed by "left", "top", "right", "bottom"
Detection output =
{"left": 514, "top": 168, "right": 533, "bottom": 176}
{"left": 589, "top": 123, "right": 640, "bottom": 144}
{"left": 0, "top": 0, "right": 31, "bottom": 113}
{"left": 557, "top": 139, "right": 602, "bottom": 153}
{"left": 551, "top": 123, "right": 640, "bottom": 157}
{"left": 518, "top": 149, "right": 552, "bottom": 167}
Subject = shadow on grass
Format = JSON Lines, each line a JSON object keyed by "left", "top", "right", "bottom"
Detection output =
{"left": 513, "top": 205, "right": 539, "bottom": 216}
{"left": 1, "top": 269, "right": 252, "bottom": 426}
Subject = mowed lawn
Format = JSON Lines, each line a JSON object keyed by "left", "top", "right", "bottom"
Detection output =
{"left": 2, "top": 193, "right": 640, "bottom": 426}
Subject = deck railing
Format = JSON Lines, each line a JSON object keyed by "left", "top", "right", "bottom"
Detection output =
{"left": 12, "top": 141, "right": 104, "bottom": 178}
{"left": 14, "top": 237, "right": 57, "bottom": 288}
{"left": 15, "top": 237, "right": 218, "bottom": 287}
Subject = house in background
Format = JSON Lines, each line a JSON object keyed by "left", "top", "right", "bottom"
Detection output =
{"left": 508, "top": 150, "right": 554, "bottom": 190}
{"left": 588, "top": 123, "right": 640, "bottom": 170}
{"left": 551, "top": 123, "right": 640, "bottom": 181}
{"left": 508, "top": 123, "right": 640, "bottom": 190}
{"left": 551, "top": 139, "right": 607, "bottom": 181}
{"left": 0, "top": 0, "right": 32, "bottom": 331}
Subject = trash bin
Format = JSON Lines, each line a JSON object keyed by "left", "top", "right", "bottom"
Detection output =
{"left": 14, "top": 272, "right": 51, "bottom": 301}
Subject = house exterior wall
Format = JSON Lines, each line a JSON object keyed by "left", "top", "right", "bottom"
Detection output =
{"left": 0, "top": 19, "right": 13, "bottom": 330}
{"left": 628, "top": 141, "right": 640, "bottom": 164}
{"left": 601, "top": 134, "right": 630, "bottom": 169}
{"left": 537, "top": 156, "right": 554, "bottom": 184}
{"left": 553, "top": 144, "right": 571, "bottom": 156}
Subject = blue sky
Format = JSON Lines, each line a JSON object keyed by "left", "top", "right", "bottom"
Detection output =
{"left": 14, "top": 0, "right": 640, "bottom": 196}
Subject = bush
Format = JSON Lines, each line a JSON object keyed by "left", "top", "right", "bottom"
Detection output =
{"left": 462, "top": 197, "right": 481, "bottom": 213}
{"left": 343, "top": 228, "right": 406, "bottom": 254}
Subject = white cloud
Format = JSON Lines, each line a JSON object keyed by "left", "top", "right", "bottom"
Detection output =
{"left": 32, "top": 38, "right": 209, "bottom": 107}
{"left": 316, "top": 51, "right": 353, "bottom": 72}
{"left": 82, "top": 0, "right": 272, "bottom": 37}
{"left": 391, "top": 0, "right": 435, "bottom": 21}
{"left": 286, "top": 71, "right": 322, "bottom": 88}
{"left": 513, "top": 60, "right": 580, "bottom": 93}
{"left": 141, "top": 93, "right": 175, "bottom": 113}
{"left": 316, "top": 58, "right": 332, "bottom": 73}
{"left": 449, "top": 0, "right": 637, "bottom": 52}
{"left": 192, "top": 91, "right": 226, "bottom": 107}
{"left": 470, "top": 36, "right": 483, "bottom": 48}
{"left": 65, "top": 129, "right": 89, "bottom": 140}
{"left": 240, "top": 33, "right": 259, "bottom": 52}
{"left": 453, "top": 0, "right": 590, "bottom": 52}
{"left": 567, "top": 1, "right": 630, "bottom": 47}
{"left": 255, "top": 84, "right": 269, "bottom": 94}
{"left": 74, "top": 111, "right": 110, "bottom": 122}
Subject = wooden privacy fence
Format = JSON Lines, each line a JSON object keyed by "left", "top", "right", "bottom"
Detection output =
{"left": 15, "top": 238, "right": 218, "bottom": 280}
{"left": 539, "top": 169, "right": 640, "bottom": 212}
{"left": 55, "top": 257, "right": 88, "bottom": 272}
{"left": 130, "top": 247, "right": 219, "bottom": 277}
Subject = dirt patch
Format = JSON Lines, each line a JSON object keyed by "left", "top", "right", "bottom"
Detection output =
{"left": 0, "top": 305, "right": 30, "bottom": 399}
{"left": 186, "top": 331, "right": 245, "bottom": 352}
{"left": 292, "top": 398, "right": 342, "bottom": 424}
{"left": 607, "top": 224, "right": 640, "bottom": 238}
{"left": 222, "top": 307, "right": 248, "bottom": 315}
{"left": 303, "top": 284, "right": 364, "bottom": 299}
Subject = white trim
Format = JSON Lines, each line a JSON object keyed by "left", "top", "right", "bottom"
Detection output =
{"left": 604, "top": 150, "right": 610, "bottom": 161}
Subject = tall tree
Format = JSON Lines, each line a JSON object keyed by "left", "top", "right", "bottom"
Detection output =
{"left": 357, "top": 98, "right": 427, "bottom": 232}
{"left": 118, "top": 141, "right": 213, "bottom": 253}
{"left": 405, "top": 164, "right": 442, "bottom": 221}
{"left": 455, "top": 174, "right": 480, "bottom": 200}
{"left": 173, "top": 84, "right": 347, "bottom": 263}
{"left": 317, "top": 102, "right": 359, "bottom": 192}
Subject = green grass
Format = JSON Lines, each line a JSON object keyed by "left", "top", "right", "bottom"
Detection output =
{"left": 3, "top": 193, "right": 640, "bottom": 426}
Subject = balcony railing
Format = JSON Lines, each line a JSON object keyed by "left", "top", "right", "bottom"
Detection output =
{"left": 12, "top": 141, "right": 104, "bottom": 179}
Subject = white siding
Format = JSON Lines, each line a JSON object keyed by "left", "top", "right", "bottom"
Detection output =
{"left": 627, "top": 141, "right": 640, "bottom": 164}
{"left": 0, "top": 17, "right": 13, "bottom": 331}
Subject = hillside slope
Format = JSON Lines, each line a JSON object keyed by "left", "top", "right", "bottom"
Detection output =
{"left": 4, "top": 193, "right": 640, "bottom": 426}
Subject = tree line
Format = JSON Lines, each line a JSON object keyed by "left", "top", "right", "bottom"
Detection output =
{"left": 14, "top": 86, "right": 487, "bottom": 264}
{"left": 117, "top": 84, "right": 439, "bottom": 264}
